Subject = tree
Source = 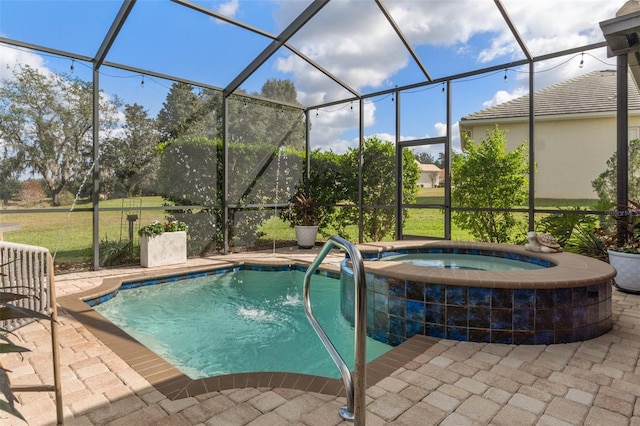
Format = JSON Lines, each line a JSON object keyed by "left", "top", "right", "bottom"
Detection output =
{"left": 102, "top": 103, "right": 160, "bottom": 197}
{"left": 592, "top": 138, "right": 640, "bottom": 206}
{"left": 0, "top": 64, "right": 120, "bottom": 206}
{"left": 227, "top": 79, "right": 304, "bottom": 150}
{"left": 261, "top": 78, "right": 298, "bottom": 103}
{"left": 156, "top": 82, "right": 221, "bottom": 142}
{"left": 451, "top": 125, "right": 529, "bottom": 243}
{"left": 343, "top": 136, "right": 420, "bottom": 241}
{"left": 415, "top": 151, "right": 435, "bottom": 164}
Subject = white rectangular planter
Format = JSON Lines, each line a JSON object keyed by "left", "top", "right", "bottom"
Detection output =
{"left": 140, "top": 231, "right": 187, "bottom": 268}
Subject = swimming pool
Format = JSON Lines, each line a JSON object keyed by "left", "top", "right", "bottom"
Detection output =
{"left": 91, "top": 268, "right": 391, "bottom": 379}
{"left": 380, "top": 252, "right": 545, "bottom": 270}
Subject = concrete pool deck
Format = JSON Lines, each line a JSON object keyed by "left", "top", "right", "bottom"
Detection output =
{"left": 3, "top": 247, "right": 640, "bottom": 425}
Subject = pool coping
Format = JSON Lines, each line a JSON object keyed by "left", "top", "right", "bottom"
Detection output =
{"left": 355, "top": 240, "right": 617, "bottom": 289}
{"left": 58, "top": 260, "right": 438, "bottom": 401}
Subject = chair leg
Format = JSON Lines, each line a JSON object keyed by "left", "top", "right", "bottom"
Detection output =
{"left": 51, "top": 317, "right": 63, "bottom": 425}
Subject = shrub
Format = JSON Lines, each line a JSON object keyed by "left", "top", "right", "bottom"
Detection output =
{"left": 17, "top": 180, "right": 47, "bottom": 205}
{"left": 452, "top": 125, "right": 529, "bottom": 243}
{"left": 57, "top": 190, "right": 76, "bottom": 206}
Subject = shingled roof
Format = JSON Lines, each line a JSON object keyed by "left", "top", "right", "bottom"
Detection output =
{"left": 461, "top": 70, "right": 640, "bottom": 122}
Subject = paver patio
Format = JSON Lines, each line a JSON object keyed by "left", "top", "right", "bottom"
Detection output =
{"left": 3, "top": 250, "right": 640, "bottom": 425}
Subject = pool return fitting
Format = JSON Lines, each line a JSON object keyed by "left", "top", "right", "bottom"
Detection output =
{"left": 303, "top": 236, "right": 367, "bottom": 425}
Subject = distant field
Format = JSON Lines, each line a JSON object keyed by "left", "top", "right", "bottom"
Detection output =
{"left": 0, "top": 197, "right": 168, "bottom": 264}
{"left": 0, "top": 190, "right": 600, "bottom": 266}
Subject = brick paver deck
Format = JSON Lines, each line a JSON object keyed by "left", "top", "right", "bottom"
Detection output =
{"left": 3, "top": 248, "right": 640, "bottom": 425}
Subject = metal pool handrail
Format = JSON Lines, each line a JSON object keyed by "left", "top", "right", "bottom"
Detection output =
{"left": 303, "top": 236, "right": 367, "bottom": 425}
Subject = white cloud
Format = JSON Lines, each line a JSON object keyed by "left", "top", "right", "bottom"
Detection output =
{"left": 0, "top": 44, "right": 48, "bottom": 81}
{"left": 482, "top": 87, "right": 529, "bottom": 109}
{"left": 273, "top": 0, "right": 627, "bottom": 152}
{"left": 217, "top": 0, "right": 239, "bottom": 18}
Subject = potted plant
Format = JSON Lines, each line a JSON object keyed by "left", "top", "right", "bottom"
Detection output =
{"left": 138, "top": 220, "right": 188, "bottom": 267}
{"left": 599, "top": 201, "right": 640, "bottom": 293}
{"left": 288, "top": 192, "right": 319, "bottom": 249}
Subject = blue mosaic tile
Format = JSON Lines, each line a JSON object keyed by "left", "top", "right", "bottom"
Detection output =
{"left": 341, "top": 260, "right": 612, "bottom": 345}
{"left": 425, "top": 303, "right": 444, "bottom": 324}
{"left": 572, "top": 326, "right": 588, "bottom": 342}
{"left": 447, "top": 306, "right": 467, "bottom": 327}
{"left": 85, "top": 292, "right": 115, "bottom": 307}
{"left": 387, "top": 334, "right": 406, "bottom": 346}
{"left": 572, "top": 287, "right": 587, "bottom": 307}
{"left": 326, "top": 271, "right": 341, "bottom": 279}
{"left": 372, "top": 330, "right": 390, "bottom": 343}
{"left": 468, "top": 307, "right": 490, "bottom": 328}
{"left": 426, "top": 247, "right": 444, "bottom": 254}
{"left": 361, "top": 252, "right": 379, "bottom": 260}
{"left": 388, "top": 297, "right": 404, "bottom": 317}
{"left": 491, "top": 288, "right": 513, "bottom": 309}
{"left": 374, "top": 293, "right": 388, "bottom": 311}
{"left": 121, "top": 281, "right": 143, "bottom": 290}
{"left": 536, "top": 289, "right": 554, "bottom": 309}
{"left": 406, "top": 320, "right": 424, "bottom": 338}
{"left": 534, "top": 330, "right": 554, "bottom": 345}
{"left": 447, "top": 326, "right": 468, "bottom": 341}
{"left": 389, "top": 316, "right": 405, "bottom": 337}
{"left": 514, "top": 289, "right": 535, "bottom": 308}
{"left": 535, "top": 309, "right": 554, "bottom": 331}
{"left": 406, "top": 281, "right": 424, "bottom": 301}
{"left": 491, "top": 330, "right": 513, "bottom": 344}
{"left": 554, "top": 307, "right": 572, "bottom": 325}
{"left": 513, "top": 308, "right": 534, "bottom": 330}
{"left": 556, "top": 329, "right": 572, "bottom": 343}
{"left": 405, "top": 300, "right": 425, "bottom": 322}
{"left": 426, "top": 323, "right": 446, "bottom": 339}
{"left": 598, "top": 301, "right": 609, "bottom": 322}
{"left": 586, "top": 285, "right": 600, "bottom": 302}
{"left": 469, "top": 287, "right": 490, "bottom": 307}
{"left": 554, "top": 288, "right": 573, "bottom": 309}
{"left": 424, "top": 284, "right": 444, "bottom": 304}
{"left": 374, "top": 310, "right": 389, "bottom": 331}
{"left": 469, "top": 329, "right": 491, "bottom": 343}
{"left": 514, "top": 331, "right": 535, "bottom": 344}
{"left": 366, "top": 292, "right": 375, "bottom": 310}
{"left": 388, "top": 280, "right": 405, "bottom": 297}
{"left": 572, "top": 306, "right": 587, "bottom": 327}
{"left": 446, "top": 286, "right": 467, "bottom": 306}
{"left": 372, "top": 276, "right": 389, "bottom": 295}
{"left": 587, "top": 304, "right": 599, "bottom": 324}
{"left": 491, "top": 309, "right": 513, "bottom": 330}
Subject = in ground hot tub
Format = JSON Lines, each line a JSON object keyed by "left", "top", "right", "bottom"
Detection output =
{"left": 341, "top": 241, "right": 616, "bottom": 345}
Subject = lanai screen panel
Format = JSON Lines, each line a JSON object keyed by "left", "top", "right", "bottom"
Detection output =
{"left": 501, "top": 0, "right": 618, "bottom": 57}
{"left": 225, "top": 93, "right": 304, "bottom": 248}
{"left": 0, "top": 1, "right": 119, "bottom": 57}
{"left": 105, "top": 1, "right": 272, "bottom": 90}
{"left": 382, "top": 0, "right": 519, "bottom": 79}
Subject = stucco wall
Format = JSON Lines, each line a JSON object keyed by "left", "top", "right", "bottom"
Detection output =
{"left": 461, "top": 115, "right": 640, "bottom": 199}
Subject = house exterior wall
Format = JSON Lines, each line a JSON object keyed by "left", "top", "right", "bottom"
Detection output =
{"left": 461, "top": 115, "right": 640, "bottom": 199}
{"left": 418, "top": 171, "right": 440, "bottom": 187}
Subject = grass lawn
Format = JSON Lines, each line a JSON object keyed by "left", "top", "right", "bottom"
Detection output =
{"left": 0, "top": 197, "right": 168, "bottom": 265}
{"left": 0, "top": 190, "right": 600, "bottom": 267}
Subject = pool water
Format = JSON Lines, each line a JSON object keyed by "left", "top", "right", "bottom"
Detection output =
{"left": 93, "top": 269, "right": 391, "bottom": 379}
{"left": 381, "top": 253, "right": 545, "bottom": 270}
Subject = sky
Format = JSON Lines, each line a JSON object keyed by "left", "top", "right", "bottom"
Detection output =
{"left": 0, "top": 0, "right": 630, "bottom": 156}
